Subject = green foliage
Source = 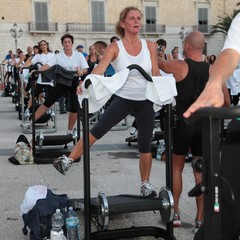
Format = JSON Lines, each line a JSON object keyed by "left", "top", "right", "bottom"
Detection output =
{"left": 210, "top": 3, "right": 240, "bottom": 36}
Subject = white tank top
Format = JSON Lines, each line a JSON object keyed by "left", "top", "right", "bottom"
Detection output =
{"left": 111, "top": 39, "right": 152, "bottom": 100}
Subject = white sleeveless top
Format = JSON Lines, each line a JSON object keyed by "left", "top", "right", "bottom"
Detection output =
{"left": 111, "top": 39, "right": 152, "bottom": 100}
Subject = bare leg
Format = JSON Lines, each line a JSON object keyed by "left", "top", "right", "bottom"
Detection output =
{"left": 69, "top": 132, "right": 97, "bottom": 160}
{"left": 139, "top": 152, "right": 152, "bottom": 182}
{"left": 172, "top": 154, "right": 186, "bottom": 214}
{"left": 193, "top": 167, "right": 204, "bottom": 222}
{"left": 68, "top": 112, "right": 77, "bottom": 130}
{"left": 34, "top": 104, "right": 48, "bottom": 122}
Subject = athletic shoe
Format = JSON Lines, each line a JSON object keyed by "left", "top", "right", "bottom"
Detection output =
{"left": 140, "top": 181, "right": 157, "bottom": 197}
{"left": 194, "top": 220, "right": 204, "bottom": 234}
{"left": 21, "top": 122, "right": 31, "bottom": 130}
{"left": 173, "top": 212, "right": 181, "bottom": 227}
{"left": 53, "top": 155, "right": 73, "bottom": 175}
{"left": 24, "top": 108, "right": 30, "bottom": 118}
{"left": 130, "top": 127, "right": 137, "bottom": 135}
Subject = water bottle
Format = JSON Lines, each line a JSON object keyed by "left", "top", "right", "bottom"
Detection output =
{"left": 156, "top": 143, "right": 162, "bottom": 161}
{"left": 66, "top": 207, "right": 81, "bottom": 240}
{"left": 50, "top": 209, "right": 66, "bottom": 240}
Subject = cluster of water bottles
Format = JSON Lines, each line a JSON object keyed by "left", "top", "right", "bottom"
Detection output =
{"left": 50, "top": 206, "right": 81, "bottom": 240}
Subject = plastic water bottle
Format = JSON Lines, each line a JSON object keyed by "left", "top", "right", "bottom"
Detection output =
{"left": 50, "top": 209, "right": 66, "bottom": 240}
{"left": 156, "top": 144, "right": 162, "bottom": 161}
{"left": 66, "top": 207, "right": 81, "bottom": 240}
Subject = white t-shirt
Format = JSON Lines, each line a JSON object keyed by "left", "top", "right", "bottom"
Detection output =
{"left": 222, "top": 13, "right": 240, "bottom": 54}
{"left": 48, "top": 51, "right": 89, "bottom": 71}
{"left": 31, "top": 52, "right": 55, "bottom": 84}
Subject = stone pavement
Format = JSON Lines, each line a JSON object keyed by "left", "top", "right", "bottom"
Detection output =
{"left": 0, "top": 90, "right": 197, "bottom": 240}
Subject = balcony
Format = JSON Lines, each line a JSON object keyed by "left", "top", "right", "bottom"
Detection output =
{"left": 66, "top": 23, "right": 166, "bottom": 34}
{"left": 192, "top": 24, "right": 213, "bottom": 34}
{"left": 28, "top": 22, "right": 58, "bottom": 33}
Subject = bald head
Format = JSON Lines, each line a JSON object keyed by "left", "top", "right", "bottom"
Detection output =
{"left": 184, "top": 31, "right": 205, "bottom": 50}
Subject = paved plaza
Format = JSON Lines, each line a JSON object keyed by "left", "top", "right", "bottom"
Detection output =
{"left": 0, "top": 90, "right": 197, "bottom": 240}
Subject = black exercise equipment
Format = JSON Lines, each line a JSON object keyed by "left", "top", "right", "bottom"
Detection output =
{"left": 24, "top": 64, "right": 80, "bottom": 164}
{"left": 186, "top": 106, "right": 240, "bottom": 240}
{"left": 70, "top": 64, "right": 176, "bottom": 239}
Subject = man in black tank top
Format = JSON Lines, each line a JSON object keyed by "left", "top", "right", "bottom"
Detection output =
{"left": 157, "top": 31, "right": 230, "bottom": 234}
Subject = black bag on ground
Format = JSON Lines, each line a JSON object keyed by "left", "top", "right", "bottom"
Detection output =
{"left": 22, "top": 189, "right": 69, "bottom": 240}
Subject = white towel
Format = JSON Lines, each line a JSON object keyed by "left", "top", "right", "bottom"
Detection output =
{"left": 146, "top": 76, "right": 177, "bottom": 111}
{"left": 78, "top": 69, "right": 177, "bottom": 113}
{"left": 78, "top": 69, "right": 130, "bottom": 113}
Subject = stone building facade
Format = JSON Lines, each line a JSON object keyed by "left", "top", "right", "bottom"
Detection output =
{"left": 0, "top": 0, "right": 239, "bottom": 60}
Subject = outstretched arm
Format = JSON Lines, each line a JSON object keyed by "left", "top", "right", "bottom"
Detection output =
{"left": 183, "top": 49, "right": 240, "bottom": 118}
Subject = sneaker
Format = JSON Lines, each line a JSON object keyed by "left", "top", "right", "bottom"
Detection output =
{"left": 21, "top": 122, "right": 31, "bottom": 130}
{"left": 130, "top": 127, "right": 137, "bottom": 135}
{"left": 194, "top": 220, "right": 203, "bottom": 234}
{"left": 67, "top": 129, "right": 72, "bottom": 135}
{"left": 140, "top": 181, "right": 157, "bottom": 197}
{"left": 53, "top": 155, "right": 73, "bottom": 175}
{"left": 173, "top": 212, "right": 181, "bottom": 227}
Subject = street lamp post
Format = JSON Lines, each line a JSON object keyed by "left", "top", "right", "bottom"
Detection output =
{"left": 178, "top": 26, "right": 186, "bottom": 43}
{"left": 10, "top": 23, "right": 23, "bottom": 54}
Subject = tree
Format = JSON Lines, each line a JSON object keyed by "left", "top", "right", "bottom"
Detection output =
{"left": 210, "top": 2, "right": 240, "bottom": 36}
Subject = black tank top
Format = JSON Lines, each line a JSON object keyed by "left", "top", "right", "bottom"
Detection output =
{"left": 176, "top": 58, "right": 209, "bottom": 116}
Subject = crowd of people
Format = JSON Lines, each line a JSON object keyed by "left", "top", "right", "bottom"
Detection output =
{"left": 1, "top": 5, "right": 239, "bottom": 239}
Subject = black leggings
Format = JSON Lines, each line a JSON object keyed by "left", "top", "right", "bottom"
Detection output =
{"left": 90, "top": 95, "right": 155, "bottom": 153}
{"left": 43, "top": 81, "right": 78, "bottom": 113}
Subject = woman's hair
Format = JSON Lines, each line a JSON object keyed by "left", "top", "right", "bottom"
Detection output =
{"left": 209, "top": 54, "right": 216, "bottom": 64}
{"left": 115, "top": 6, "right": 142, "bottom": 38}
{"left": 61, "top": 34, "right": 74, "bottom": 44}
{"left": 38, "top": 40, "right": 51, "bottom": 54}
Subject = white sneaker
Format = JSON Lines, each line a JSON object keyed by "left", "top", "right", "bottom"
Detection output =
{"left": 173, "top": 212, "right": 181, "bottom": 227}
{"left": 21, "top": 122, "right": 31, "bottom": 130}
{"left": 53, "top": 155, "right": 73, "bottom": 175}
{"left": 194, "top": 220, "right": 204, "bottom": 234}
{"left": 140, "top": 181, "right": 157, "bottom": 197}
{"left": 130, "top": 127, "right": 137, "bottom": 135}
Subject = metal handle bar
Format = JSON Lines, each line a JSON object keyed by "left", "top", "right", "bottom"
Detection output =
{"left": 186, "top": 106, "right": 240, "bottom": 124}
{"left": 22, "top": 62, "right": 43, "bottom": 71}
{"left": 84, "top": 64, "right": 153, "bottom": 89}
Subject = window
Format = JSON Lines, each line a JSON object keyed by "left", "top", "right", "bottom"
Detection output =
{"left": 91, "top": 1, "right": 105, "bottom": 31}
{"left": 34, "top": 1, "right": 49, "bottom": 31}
{"left": 198, "top": 8, "right": 208, "bottom": 32}
{"left": 145, "top": 6, "right": 156, "bottom": 32}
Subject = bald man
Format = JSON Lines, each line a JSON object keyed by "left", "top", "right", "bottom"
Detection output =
{"left": 158, "top": 31, "right": 230, "bottom": 234}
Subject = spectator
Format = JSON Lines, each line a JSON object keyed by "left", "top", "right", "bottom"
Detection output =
{"left": 156, "top": 38, "right": 173, "bottom": 61}
{"left": 76, "top": 44, "right": 88, "bottom": 58}
{"left": 25, "top": 46, "right": 33, "bottom": 62}
{"left": 110, "top": 36, "right": 120, "bottom": 43}
{"left": 85, "top": 45, "right": 100, "bottom": 75}
{"left": 171, "top": 48, "right": 179, "bottom": 60}
{"left": 208, "top": 54, "right": 216, "bottom": 65}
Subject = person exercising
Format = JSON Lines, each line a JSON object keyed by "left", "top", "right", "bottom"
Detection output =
{"left": 53, "top": 6, "right": 160, "bottom": 197}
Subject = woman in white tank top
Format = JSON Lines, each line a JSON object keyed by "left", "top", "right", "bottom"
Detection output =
{"left": 54, "top": 6, "right": 161, "bottom": 197}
